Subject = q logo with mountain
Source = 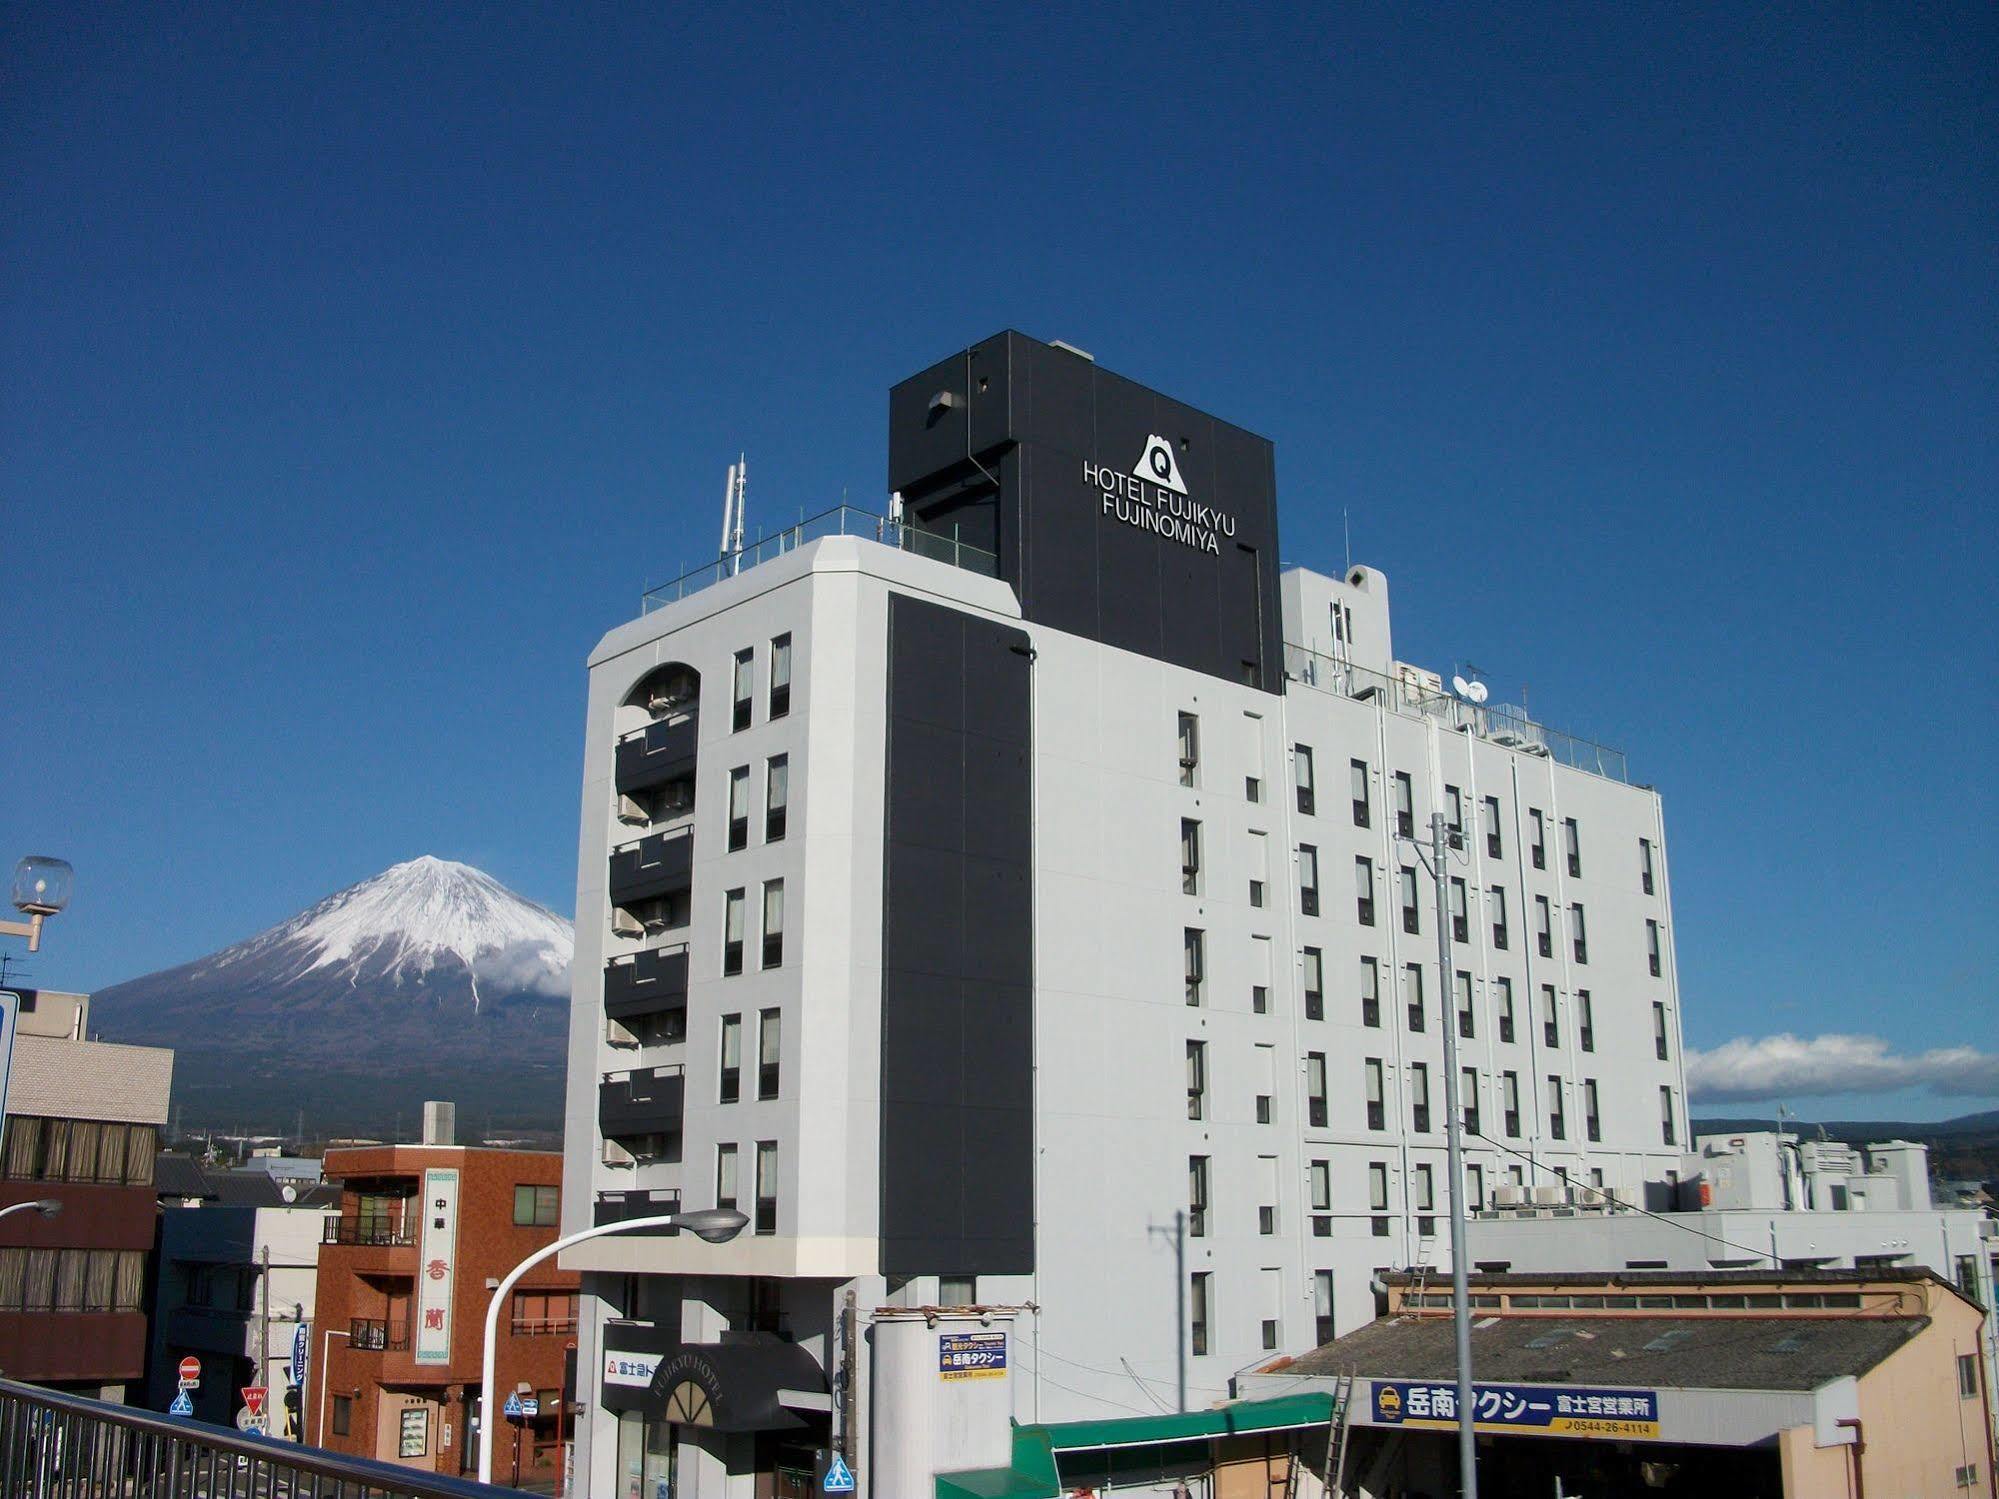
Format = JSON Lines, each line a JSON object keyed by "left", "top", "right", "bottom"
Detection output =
{"left": 1133, "top": 434, "right": 1188, "bottom": 495}
{"left": 1083, "top": 434, "right": 1234, "bottom": 555}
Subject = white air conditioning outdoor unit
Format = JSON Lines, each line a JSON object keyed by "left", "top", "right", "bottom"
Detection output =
{"left": 1491, "top": 1185, "right": 1525, "bottom": 1209}
{"left": 1532, "top": 1185, "right": 1569, "bottom": 1206}
{"left": 610, "top": 909, "right": 643, "bottom": 939}
{"left": 601, "top": 1138, "right": 635, "bottom": 1168}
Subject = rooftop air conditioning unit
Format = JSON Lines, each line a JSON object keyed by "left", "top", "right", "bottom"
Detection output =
{"left": 1491, "top": 1185, "right": 1525, "bottom": 1209}
{"left": 1532, "top": 1185, "right": 1569, "bottom": 1207}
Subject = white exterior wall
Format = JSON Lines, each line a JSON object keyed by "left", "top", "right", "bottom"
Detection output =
{"left": 560, "top": 539, "right": 1692, "bottom": 1495}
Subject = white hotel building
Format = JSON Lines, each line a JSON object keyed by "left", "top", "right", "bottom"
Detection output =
{"left": 557, "top": 332, "right": 1690, "bottom": 1496}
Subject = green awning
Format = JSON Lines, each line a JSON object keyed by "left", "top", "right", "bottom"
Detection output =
{"left": 936, "top": 1393, "right": 1335, "bottom": 1498}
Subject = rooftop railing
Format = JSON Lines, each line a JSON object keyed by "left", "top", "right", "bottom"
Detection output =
{"left": 641, "top": 505, "right": 999, "bottom": 613}
{"left": 1283, "top": 643, "right": 1631, "bottom": 784}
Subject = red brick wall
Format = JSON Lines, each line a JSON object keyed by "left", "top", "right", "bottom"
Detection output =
{"left": 0, "top": 1180, "right": 157, "bottom": 1385}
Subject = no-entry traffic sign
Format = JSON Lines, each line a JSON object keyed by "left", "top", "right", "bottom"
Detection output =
{"left": 178, "top": 1357, "right": 201, "bottom": 1389}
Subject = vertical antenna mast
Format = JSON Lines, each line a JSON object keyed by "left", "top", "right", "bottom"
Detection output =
{"left": 719, "top": 460, "right": 738, "bottom": 561}
{"left": 731, "top": 453, "right": 747, "bottom": 566}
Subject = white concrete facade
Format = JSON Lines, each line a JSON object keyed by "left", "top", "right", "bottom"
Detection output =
{"left": 559, "top": 536, "right": 1690, "bottom": 1496}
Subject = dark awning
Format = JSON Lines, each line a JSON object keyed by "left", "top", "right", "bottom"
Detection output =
{"left": 613, "top": 1335, "right": 827, "bottom": 1434}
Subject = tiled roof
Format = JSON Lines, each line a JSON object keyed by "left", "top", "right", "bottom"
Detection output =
{"left": 7, "top": 1034, "right": 173, "bottom": 1124}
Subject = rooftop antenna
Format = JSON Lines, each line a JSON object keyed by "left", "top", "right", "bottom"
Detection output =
{"left": 718, "top": 454, "right": 747, "bottom": 573}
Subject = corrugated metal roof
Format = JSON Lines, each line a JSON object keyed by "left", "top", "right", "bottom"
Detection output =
{"left": 6, "top": 1034, "right": 173, "bottom": 1124}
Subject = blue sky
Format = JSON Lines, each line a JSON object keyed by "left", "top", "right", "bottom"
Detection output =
{"left": 2, "top": 5, "right": 1992, "bottom": 1119}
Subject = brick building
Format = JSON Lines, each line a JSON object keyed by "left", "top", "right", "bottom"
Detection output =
{"left": 305, "top": 1109, "right": 576, "bottom": 1484}
{"left": 0, "top": 987, "right": 173, "bottom": 1399}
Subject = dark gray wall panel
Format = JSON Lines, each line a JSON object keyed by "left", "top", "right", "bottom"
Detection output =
{"left": 880, "top": 593, "right": 1035, "bottom": 1276}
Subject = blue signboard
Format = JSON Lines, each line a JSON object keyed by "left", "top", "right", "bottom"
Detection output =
{"left": 290, "top": 1323, "right": 309, "bottom": 1387}
{"left": 1372, "top": 1381, "right": 1659, "bottom": 1438}
{"left": 169, "top": 1391, "right": 194, "bottom": 1418}
{"left": 823, "top": 1454, "right": 855, "bottom": 1493}
{"left": 937, "top": 1331, "right": 1006, "bottom": 1381}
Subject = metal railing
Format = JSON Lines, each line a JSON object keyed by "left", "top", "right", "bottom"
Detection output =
{"left": 1282, "top": 643, "right": 1631, "bottom": 784}
{"left": 347, "top": 1318, "right": 408, "bottom": 1352}
{"left": 640, "top": 505, "right": 1000, "bottom": 613}
{"left": 320, "top": 1218, "right": 413, "bottom": 1247}
{"left": 0, "top": 1375, "right": 526, "bottom": 1497}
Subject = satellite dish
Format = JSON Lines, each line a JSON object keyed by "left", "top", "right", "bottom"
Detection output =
{"left": 1453, "top": 675, "right": 1489, "bottom": 704}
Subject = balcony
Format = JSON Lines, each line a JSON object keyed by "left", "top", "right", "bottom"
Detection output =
{"left": 600, "top": 1066, "right": 685, "bottom": 1140}
{"left": 604, "top": 945, "right": 689, "bottom": 1021}
{"left": 594, "top": 1190, "right": 682, "bottom": 1233}
{"left": 322, "top": 1217, "right": 414, "bottom": 1247}
{"left": 615, "top": 713, "right": 698, "bottom": 796}
{"left": 350, "top": 1317, "right": 409, "bottom": 1352}
{"left": 608, "top": 828, "right": 693, "bottom": 909}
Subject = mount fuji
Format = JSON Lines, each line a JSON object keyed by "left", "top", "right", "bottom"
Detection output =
{"left": 92, "top": 857, "right": 575, "bottom": 1135}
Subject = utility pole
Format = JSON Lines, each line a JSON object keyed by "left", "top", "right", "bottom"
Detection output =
{"left": 259, "top": 1244, "right": 272, "bottom": 1406}
{"left": 1419, "top": 812, "right": 1479, "bottom": 1498}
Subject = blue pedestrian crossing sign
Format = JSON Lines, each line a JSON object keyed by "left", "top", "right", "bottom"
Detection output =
{"left": 823, "top": 1454, "right": 855, "bottom": 1493}
{"left": 169, "top": 1391, "right": 194, "bottom": 1417}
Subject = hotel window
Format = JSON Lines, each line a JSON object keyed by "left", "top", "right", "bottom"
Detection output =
{"left": 1247, "top": 831, "right": 1267, "bottom": 909}
{"left": 1569, "top": 902, "right": 1588, "bottom": 964}
{"left": 1252, "top": 935, "right": 1272, "bottom": 1015}
{"left": 761, "top": 879, "right": 784, "bottom": 968}
{"left": 1547, "top": 1077, "right": 1567, "bottom": 1140}
{"left": 1186, "top": 1041, "right": 1207, "bottom": 1120}
{"left": 723, "top": 888, "right": 745, "bottom": 975}
{"left": 754, "top": 1142, "right": 778, "bottom": 1235}
{"left": 1496, "top": 977, "right": 1515, "bottom": 1042}
{"left": 1177, "top": 712, "right": 1200, "bottom": 787}
{"left": 1584, "top": 1079, "right": 1601, "bottom": 1142}
{"left": 1445, "top": 785, "right": 1464, "bottom": 842}
{"left": 718, "top": 1015, "right": 742, "bottom": 1104}
{"left": 1348, "top": 757, "right": 1368, "bottom": 826}
{"left": 1466, "top": 1163, "right": 1485, "bottom": 1211}
{"left": 1462, "top": 1067, "right": 1480, "bottom": 1135}
{"left": 732, "top": 648, "right": 754, "bottom": 732}
{"left": 1483, "top": 795, "right": 1502, "bottom": 858}
{"left": 1414, "top": 1164, "right": 1435, "bottom": 1236}
{"left": 1302, "top": 946, "right": 1324, "bottom": 1021}
{"left": 1503, "top": 1072, "right": 1521, "bottom": 1137}
{"left": 1368, "top": 1163, "right": 1390, "bottom": 1236}
{"left": 1403, "top": 963, "right": 1425, "bottom": 1032}
{"left": 1564, "top": 817, "right": 1582, "bottom": 878}
{"left": 1294, "top": 745, "right": 1316, "bottom": 815}
{"left": 1314, "top": 1270, "right": 1336, "bottom": 1344}
{"left": 1449, "top": 878, "right": 1468, "bottom": 943}
{"left": 1653, "top": 1001, "right": 1670, "bottom": 1060}
{"left": 1180, "top": 819, "right": 1202, "bottom": 895}
{"left": 1577, "top": 990, "right": 1594, "bottom": 1052}
{"left": 1298, "top": 845, "right": 1320, "bottom": 916}
{"left": 1394, "top": 772, "right": 1414, "bottom": 838}
{"left": 1535, "top": 895, "right": 1553, "bottom": 957}
{"left": 1541, "top": 985, "right": 1560, "bottom": 1048}
{"left": 1306, "top": 1052, "right": 1329, "bottom": 1128}
{"left": 1188, "top": 1156, "right": 1210, "bottom": 1237}
{"left": 1257, "top": 1155, "right": 1279, "bottom": 1235}
{"left": 1639, "top": 837, "right": 1656, "bottom": 895}
{"left": 715, "top": 1142, "right": 739, "bottom": 1212}
{"left": 764, "top": 755, "right": 788, "bottom": 842}
{"left": 1310, "top": 1161, "right": 1332, "bottom": 1237}
{"left": 1490, "top": 885, "right": 1509, "bottom": 949}
{"left": 1364, "top": 1058, "right": 1385, "bottom": 1130}
{"left": 1190, "top": 1273, "right": 1212, "bottom": 1356}
{"left": 1410, "top": 1063, "right": 1431, "bottom": 1133}
{"left": 1354, "top": 856, "right": 1374, "bottom": 925}
{"left": 1184, "top": 928, "right": 1206, "bottom": 1007}
{"left": 727, "top": 765, "right": 750, "bottom": 851}
{"left": 1529, "top": 808, "right": 1546, "bottom": 869}
{"left": 1455, "top": 971, "right": 1474, "bottom": 1039}
{"left": 1358, "top": 955, "right": 1379, "bottom": 1028}
{"left": 1243, "top": 712, "right": 1263, "bottom": 802}
{"left": 1400, "top": 867, "right": 1420, "bottom": 935}
{"left": 768, "top": 634, "right": 792, "bottom": 718}
{"left": 1255, "top": 1044, "right": 1276, "bottom": 1124}
{"left": 1659, "top": 1087, "right": 1676, "bottom": 1146}
{"left": 512, "top": 1185, "right": 560, "bottom": 1227}
{"left": 1647, "top": 919, "right": 1663, "bottom": 977}
{"left": 757, "top": 1008, "right": 781, "bottom": 1100}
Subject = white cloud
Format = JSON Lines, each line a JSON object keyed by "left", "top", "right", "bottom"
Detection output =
{"left": 1687, "top": 1033, "right": 1999, "bottom": 1104}
{"left": 470, "top": 940, "right": 571, "bottom": 1001}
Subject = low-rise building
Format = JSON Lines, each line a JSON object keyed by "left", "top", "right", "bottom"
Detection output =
{"left": 144, "top": 1156, "right": 338, "bottom": 1433}
{"left": 0, "top": 987, "right": 172, "bottom": 1399}
{"left": 1243, "top": 1268, "right": 1996, "bottom": 1499}
{"left": 305, "top": 1106, "right": 576, "bottom": 1485}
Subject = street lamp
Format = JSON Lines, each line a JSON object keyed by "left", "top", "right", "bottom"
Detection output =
{"left": 1, "top": 857, "right": 73, "bottom": 952}
{"left": 476, "top": 1207, "right": 748, "bottom": 1486}
{"left": 0, "top": 1200, "right": 62, "bottom": 1225}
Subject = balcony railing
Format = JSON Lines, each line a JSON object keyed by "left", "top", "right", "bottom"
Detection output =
{"left": 608, "top": 827, "right": 693, "bottom": 910}
{"left": 0, "top": 1374, "right": 527, "bottom": 1497}
{"left": 350, "top": 1316, "right": 411, "bottom": 1351}
{"left": 614, "top": 711, "right": 699, "bottom": 796}
{"left": 640, "top": 505, "right": 1000, "bottom": 613}
{"left": 603, "top": 945, "right": 690, "bottom": 1021}
{"left": 594, "top": 1190, "right": 682, "bottom": 1232}
{"left": 323, "top": 1216, "right": 414, "bottom": 1246}
{"left": 600, "top": 1065, "right": 685, "bottom": 1140}
{"left": 1283, "top": 644, "right": 1631, "bottom": 784}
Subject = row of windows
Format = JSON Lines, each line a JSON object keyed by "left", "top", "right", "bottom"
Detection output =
{"left": 720, "top": 881, "right": 786, "bottom": 975}
{"left": 1188, "top": 1267, "right": 1340, "bottom": 1355}
{"left": 730, "top": 634, "right": 793, "bottom": 732}
{"left": 716, "top": 1010, "right": 782, "bottom": 1104}
{"left": 0, "top": 1248, "right": 147, "bottom": 1313}
{"left": 725, "top": 756, "right": 790, "bottom": 850}
{"left": 714, "top": 1139, "right": 780, "bottom": 1235}
{"left": 510, "top": 1289, "right": 579, "bottom": 1336}
{"left": 2, "top": 1117, "right": 157, "bottom": 1186}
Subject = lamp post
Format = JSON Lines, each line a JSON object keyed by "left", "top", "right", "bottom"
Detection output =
{"left": 0, "top": 1200, "right": 61, "bottom": 1225}
{"left": 0, "top": 857, "right": 73, "bottom": 952}
{"left": 476, "top": 1207, "right": 748, "bottom": 1487}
